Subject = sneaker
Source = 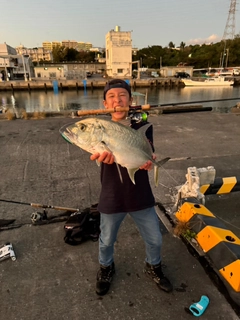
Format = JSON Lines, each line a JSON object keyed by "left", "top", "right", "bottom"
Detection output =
{"left": 144, "top": 262, "right": 173, "bottom": 293}
{"left": 96, "top": 262, "right": 115, "bottom": 296}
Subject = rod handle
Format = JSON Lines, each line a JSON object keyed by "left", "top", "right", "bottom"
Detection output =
{"left": 76, "top": 104, "right": 150, "bottom": 116}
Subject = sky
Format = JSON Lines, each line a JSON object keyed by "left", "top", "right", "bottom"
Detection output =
{"left": 1, "top": 0, "right": 238, "bottom": 49}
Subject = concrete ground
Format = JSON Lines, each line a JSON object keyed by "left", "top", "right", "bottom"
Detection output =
{"left": 0, "top": 111, "right": 240, "bottom": 320}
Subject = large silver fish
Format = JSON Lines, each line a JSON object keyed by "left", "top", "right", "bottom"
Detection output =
{"left": 61, "top": 117, "right": 170, "bottom": 186}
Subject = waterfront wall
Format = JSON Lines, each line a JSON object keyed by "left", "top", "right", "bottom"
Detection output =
{"left": 1, "top": 77, "right": 240, "bottom": 92}
{"left": 0, "top": 78, "right": 184, "bottom": 92}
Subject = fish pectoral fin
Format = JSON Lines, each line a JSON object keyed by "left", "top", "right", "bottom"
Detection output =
{"left": 100, "top": 141, "right": 112, "bottom": 152}
{"left": 116, "top": 163, "right": 123, "bottom": 183}
{"left": 156, "top": 157, "right": 171, "bottom": 166}
{"left": 127, "top": 168, "right": 138, "bottom": 185}
{"left": 154, "top": 157, "right": 170, "bottom": 187}
{"left": 95, "top": 159, "right": 101, "bottom": 167}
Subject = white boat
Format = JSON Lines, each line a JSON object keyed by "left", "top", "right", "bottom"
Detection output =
{"left": 182, "top": 76, "right": 234, "bottom": 87}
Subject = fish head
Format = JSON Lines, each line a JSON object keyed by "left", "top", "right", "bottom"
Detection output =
{"left": 61, "top": 118, "right": 105, "bottom": 154}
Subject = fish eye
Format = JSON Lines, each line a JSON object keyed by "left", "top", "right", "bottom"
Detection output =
{"left": 78, "top": 123, "right": 86, "bottom": 131}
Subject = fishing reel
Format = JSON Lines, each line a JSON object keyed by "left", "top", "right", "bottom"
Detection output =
{"left": 31, "top": 210, "right": 48, "bottom": 224}
{"left": 128, "top": 111, "right": 148, "bottom": 124}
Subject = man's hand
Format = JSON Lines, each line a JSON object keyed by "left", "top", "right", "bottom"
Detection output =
{"left": 139, "top": 154, "right": 156, "bottom": 171}
{"left": 90, "top": 151, "right": 115, "bottom": 164}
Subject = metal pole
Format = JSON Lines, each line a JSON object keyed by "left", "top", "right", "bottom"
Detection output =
{"left": 21, "top": 55, "right": 27, "bottom": 81}
{"left": 225, "top": 48, "right": 229, "bottom": 68}
{"left": 221, "top": 41, "right": 227, "bottom": 70}
{"left": 219, "top": 52, "right": 223, "bottom": 68}
{"left": 27, "top": 58, "right": 32, "bottom": 81}
{"left": 3, "top": 58, "right": 9, "bottom": 81}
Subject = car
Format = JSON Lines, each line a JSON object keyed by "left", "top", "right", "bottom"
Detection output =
{"left": 86, "top": 72, "right": 92, "bottom": 78}
{"left": 151, "top": 71, "right": 159, "bottom": 78}
{"left": 174, "top": 72, "right": 190, "bottom": 78}
{"left": 233, "top": 69, "right": 240, "bottom": 76}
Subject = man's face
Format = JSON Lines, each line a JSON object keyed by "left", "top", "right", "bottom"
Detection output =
{"left": 103, "top": 88, "right": 132, "bottom": 122}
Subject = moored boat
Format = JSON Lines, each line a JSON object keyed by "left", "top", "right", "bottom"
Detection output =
{"left": 182, "top": 76, "right": 234, "bottom": 87}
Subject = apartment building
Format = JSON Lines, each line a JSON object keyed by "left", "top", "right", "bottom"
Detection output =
{"left": 61, "top": 40, "right": 78, "bottom": 49}
{"left": 75, "top": 42, "right": 93, "bottom": 51}
{"left": 105, "top": 26, "right": 132, "bottom": 78}
{"left": 42, "top": 41, "right": 93, "bottom": 52}
{"left": 16, "top": 45, "right": 53, "bottom": 64}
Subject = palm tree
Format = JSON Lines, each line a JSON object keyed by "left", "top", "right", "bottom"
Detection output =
{"left": 180, "top": 41, "right": 186, "bottom": 51}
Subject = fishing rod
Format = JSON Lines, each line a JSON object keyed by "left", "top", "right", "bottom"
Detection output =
{"left": 133, "top": 96, "right": 240, "bottom": 108}
{"left": 75, "top": 97, "right": 239, "bottom": 116}
{"left": 0, "top": 198, "right": 81, "bottom": 224}
{"left": 159, "top": 96, "right": 240, "bottom": 107}
{"left": 0, "top": 199, "right": 80, "bottom": 212}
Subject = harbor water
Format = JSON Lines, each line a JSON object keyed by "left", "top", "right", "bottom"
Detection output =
{"left": 1, "top": 86, "right": 240, "bottom": 114}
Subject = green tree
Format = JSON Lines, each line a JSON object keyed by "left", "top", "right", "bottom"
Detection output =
{"left": 52, "top": 45, "right": 66, "bottom": 63}
{"left": 180, "top": 41, "right": 186, "bottom": 51}
{"left": 65, "top": 48, "right": 79, "bottom": 61}
{"left": 133, "top": 38, "right": 240, "bottom": 69}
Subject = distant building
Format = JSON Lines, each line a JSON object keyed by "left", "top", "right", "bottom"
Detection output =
{"left": 75, "top": 42, "right": 93, "bottom": 51}
{"left": 0, "top": 43, "right": 35, "bottom": 80}
{"left": 160, "top": 66, "right": 193, "bottom": 77}
{"left": 42, "top": 41, "right": 93, "bottom": 52}
{"left": 61, "top": 40, "right": 78, "bottom": 49}
{"left": 105, "top": 26, "right": 132, "bottom": 78}
{"left": 51, "top": 41, "right": 61, "bottom": 49}
{"left": 34, "top": 62, "right": 106, "bottom": 80}
{"left": 42, "top": 42, "right": 52, "bottom": 51}
{"left": 42, "top": 41, "right": 61, "bottom": 51}
{"left": 16, "top": 45, "right": 53, "bottom": 63}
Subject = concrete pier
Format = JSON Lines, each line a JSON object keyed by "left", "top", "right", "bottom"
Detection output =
{"left": 0, "top": 112, "right": 240, "bottom": 319}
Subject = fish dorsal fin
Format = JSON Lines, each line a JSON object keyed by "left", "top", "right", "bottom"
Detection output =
{"left": 127, "top": 168, "right": 138, "bottom": 185}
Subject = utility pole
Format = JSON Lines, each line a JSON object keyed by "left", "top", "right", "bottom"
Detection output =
{"left": 221, "top": 0, "right": 237, "bottom": 69}
{"left": 222, "top": 0, "right": 236, "bottom": 41}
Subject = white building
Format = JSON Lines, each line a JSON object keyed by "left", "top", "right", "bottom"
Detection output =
{"left": 105, "top": 26, "right": 132, "bottom": 78}
{"left": 0, "top": 43, "right": 35, "bottom": 81}
{"left": 0, "top": 43, "right": 18, "bottom": 80}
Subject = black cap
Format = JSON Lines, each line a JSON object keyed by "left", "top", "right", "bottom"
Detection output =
{"left": 103, "top": 79, "right": 131, "bottom": 100}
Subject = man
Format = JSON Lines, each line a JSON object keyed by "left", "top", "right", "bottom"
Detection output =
{"left": 90, "top": 79, "right": 172, "bottom": 296}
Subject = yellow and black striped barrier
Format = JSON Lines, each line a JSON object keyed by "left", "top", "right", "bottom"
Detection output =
{"left": 176, "top": 200, "right": 240, "bottom": 293}
{"left": 200, "top": 177, "right": 240, "bottom": 195}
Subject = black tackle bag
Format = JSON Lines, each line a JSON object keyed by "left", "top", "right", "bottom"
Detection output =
{"left": 64, "top": 204, "right": 100, "bottom": 246}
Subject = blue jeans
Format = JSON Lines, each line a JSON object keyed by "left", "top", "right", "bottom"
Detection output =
{"left": 99, "top": 206, "right": 162, "bottom": 266}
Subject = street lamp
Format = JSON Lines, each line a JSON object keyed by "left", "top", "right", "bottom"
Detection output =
{"left": 21, "top": 55, "right": 28, "bottom": 81}
{"left": 27, "top": 57, "right": 32, "bottom": 81}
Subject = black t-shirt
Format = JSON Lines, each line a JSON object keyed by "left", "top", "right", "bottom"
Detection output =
{"left": 97, "top": 122, "right": 155, "bottom": 214}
